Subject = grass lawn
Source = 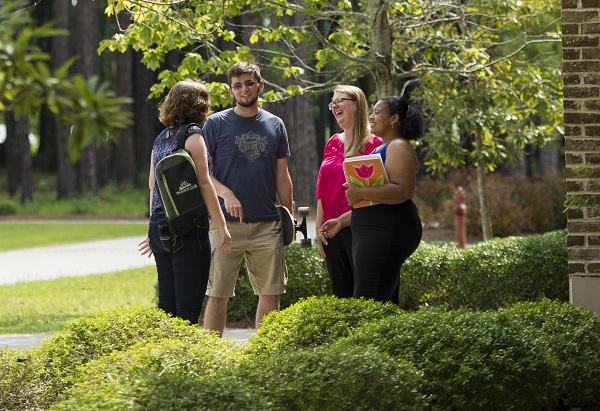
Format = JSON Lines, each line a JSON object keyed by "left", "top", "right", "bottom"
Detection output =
{"left": 0, "top": 221, "right": 148, "bottom": 251}
{"left": 0, "top": 220, "right": 155, "bottom": 333}
{"left": 0, "top": 267, "right": 156, "bottom": 334}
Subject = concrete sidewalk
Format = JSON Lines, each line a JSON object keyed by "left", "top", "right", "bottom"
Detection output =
{"left": 0, "top": 328, "right": 256, "bottom": 350}
{"left": 0, "top": 236, "right": 154, "bottom": 286}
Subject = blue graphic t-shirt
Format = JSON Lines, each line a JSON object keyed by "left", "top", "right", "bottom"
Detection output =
{"left": 150, "top": 124, "right": 202, "bottom": 214}
{"left": 202, "top": 108, "right": 290, "bottom": 222}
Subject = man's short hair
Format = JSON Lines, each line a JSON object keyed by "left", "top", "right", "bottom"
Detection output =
{"left": 227, "top": 61, "right": 262, "bottom": 84}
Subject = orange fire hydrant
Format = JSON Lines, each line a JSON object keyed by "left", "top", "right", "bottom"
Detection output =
{"left": 454, "top": 186, "right": 467, "bottom": 248}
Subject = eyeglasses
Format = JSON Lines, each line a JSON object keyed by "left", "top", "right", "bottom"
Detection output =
{"left": 329, "top": 98, "right": 356, "bottom": 110}
{"left": 231, "top": 80, "right": 259, "bottom": 91}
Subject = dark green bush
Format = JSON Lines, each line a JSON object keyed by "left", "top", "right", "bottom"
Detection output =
{"left": 441, "top": 230, "right": 568, "bottom": 310}
{"left": 0, "top": 200, "right": 17, "bottom": 215}
{"left": 245, "top": 296, "right": 400, "bottom": 356}
{"left": 503, "top": 300, "right": 600, "bottom": 408}
{"left": 222, "top": 231, "right": 567, "bottom": 321}
{"left": 239, "top": 344, "right": 424, "bottom": 411}
{"left": 399, "top": 241, "right": 463, "bottom": 309}
{"left": 344, "top": 307, "right": 556, "bottom": 410}
{"left": 0, "top": 307, "right": 222, "bottom": 411}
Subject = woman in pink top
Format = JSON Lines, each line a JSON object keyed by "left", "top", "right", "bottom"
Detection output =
{"left": 316, "top": 85, "right": 382, "bottom": 297}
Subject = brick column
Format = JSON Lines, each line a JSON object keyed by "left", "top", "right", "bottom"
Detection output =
{"left": 562, "top": 0, "right": 600, "bottom": 315}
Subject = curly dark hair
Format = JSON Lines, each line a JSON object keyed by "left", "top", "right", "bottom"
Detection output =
{"left": 379, "top": 96, "right": 423, "bottom": 140}
{"left": 158, "top": 80, "right": 212, "bottom": 127}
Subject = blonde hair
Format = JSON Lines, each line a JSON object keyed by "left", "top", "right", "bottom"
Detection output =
{"left": 158, "top": 80, "right": 211, "bottom": 127}
{"left": 333, "top": 85, "right": 371, "bottom": 158}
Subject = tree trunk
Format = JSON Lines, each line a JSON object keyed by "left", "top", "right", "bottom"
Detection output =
{"left": 265, "top": 97, "right": 319, "bottom": 209}
{"left": 74, "top": 0, "right": 101, "bottom": 193}
{"left": 17, "top": 117, "right": 33, "bottom": 203}
{"left": 114, "top": 13, "right": 136, "bottom": 186}
{"left": 476, "top": 162, "right": 493, "bottom": 240}
{"left": 368, "top": 0, "right": 395, "bottom": 97}
{"left": 4, "top": 112, "right": 19, "bottom": 197}
{"left": 262, "top": 10, "right": 319, "bottom": 209}
{"left": 52, "top": 0, "right": 77, "bottom": 199}
{"left": 133, "top": 51, "right": 158, "bottom": 186}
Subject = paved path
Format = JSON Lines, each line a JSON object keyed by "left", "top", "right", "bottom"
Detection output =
{"left": 0, "top": 219, "right": 316, "bottom": 350}
{"left": 0, "top": 328, "right": 256, "bottom": 350}
{"left": 0, "top": 236, "right": 155, "bottom": 286}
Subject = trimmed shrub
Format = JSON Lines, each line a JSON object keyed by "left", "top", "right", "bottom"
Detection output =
{"left": 503, "top": 300, "right": 600, "bottom": 408}
{"left": 344, "top": 308, "right": 556, "bottom": 410}
{"left": 441, "top": 230, "right": 568, "bottom": 310}
{"left": 0, "top": 307, "right": 221, "bottom": 411}
{"left": 245, "top": 296, "right": 400, "bottom": 356}
{"left": 399, "top": 241, "right": 463, "bottom": 309}
{"left": 51, "top": 339, "right": 255, "bottom": 411}
{"left": 0, "top": 348, "right": 54, "bottom": 411}
{"left": 239, "top": 344, "right": 424, "bottom": 411}
{"left": 221, "top": 231, "right": 567, "bottom": 322}
{"left": 0, "top": 201, "right": 17, "bottom": 215}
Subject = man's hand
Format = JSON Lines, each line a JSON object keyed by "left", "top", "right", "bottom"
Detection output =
{"left": 222, "top": 192, "right": 244, "bottom": 223}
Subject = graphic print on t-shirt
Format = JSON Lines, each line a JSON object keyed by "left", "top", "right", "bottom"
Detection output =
{"left": 235, "top": 131, "right": 267, "bottom": 163}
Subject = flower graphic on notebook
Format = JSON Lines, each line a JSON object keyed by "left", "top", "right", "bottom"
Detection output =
{"left": 349, "top": 163, "right": 385, "bottom": 187}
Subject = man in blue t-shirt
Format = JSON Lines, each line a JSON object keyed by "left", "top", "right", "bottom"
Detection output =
{"left": 202, "top": 61, "right": 294, "bottom": 336}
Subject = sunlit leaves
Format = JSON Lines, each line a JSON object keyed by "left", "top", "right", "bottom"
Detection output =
{"left": 66, "top": 76, "right": 133, "bottom": 162}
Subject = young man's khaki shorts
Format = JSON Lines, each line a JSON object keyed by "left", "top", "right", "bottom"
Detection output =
{"left": 206, "top": 220, "right": 287, "bottom": 298}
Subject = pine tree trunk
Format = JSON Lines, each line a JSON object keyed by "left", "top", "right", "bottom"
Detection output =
{"left": 114, "top": 12, "right": 136, "bottom": 186}
{"left": 74, "top": 0, "right": 101, "bottom": 193}
{"left": 265, "top": 97, "right": 319, "bottom": 209}
{"left": 52, "top": 0, "right": 77, "bottom": 199}
{"left": 4, "top": 112, "right": 19, "bottom": 197}
{"left": 133, "top": 52, "right": 158, "bottom": 185}
{"left": 17, "top": 117, "right": 33, "bottom": 203}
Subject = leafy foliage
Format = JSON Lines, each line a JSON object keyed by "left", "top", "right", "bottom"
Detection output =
{"left": 400, "top": 230, "right": 568, "bottom": 310}
{"left": 0, "top": 0, "right": 133, "bottom": 162}
{"left": 239, "top": 343, "right": 425, "bottom": 411}
{"left": 0, "top": 307, "right": 221, "bottom": 411}
{"left": 344, "top": 308, "right": 557, "bottom": 410}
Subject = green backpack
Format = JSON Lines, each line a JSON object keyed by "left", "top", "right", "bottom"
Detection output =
{"left": 154, "top": 124, "right": 208, "bottom": 236}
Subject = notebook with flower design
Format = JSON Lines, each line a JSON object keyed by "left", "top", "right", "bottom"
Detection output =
{"left": 343, "top": 153, "right": 389, "bottom": 208}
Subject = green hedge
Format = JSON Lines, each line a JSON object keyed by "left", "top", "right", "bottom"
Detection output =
{"left": 222, "top": 230, "right": 568, "bottom": 324}
{"left": 3, "top": 299, "right": 600, "bottom": 410}
{"left": 0, "top": 307, "right": 226, "bottom": 411}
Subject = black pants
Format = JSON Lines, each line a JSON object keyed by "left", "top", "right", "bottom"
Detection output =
{"left": 148, "top": 211, "right": 210, "bottom": 324}
{"left": 351, "top": 201, "right": 422, "bottom": 305}
{"left": 323, "top": 226, "right": 354, "bottom": 297}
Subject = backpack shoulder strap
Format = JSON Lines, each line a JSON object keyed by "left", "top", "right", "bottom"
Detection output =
{"left": 175, "top": 123, "right": 201, "bottom": 151}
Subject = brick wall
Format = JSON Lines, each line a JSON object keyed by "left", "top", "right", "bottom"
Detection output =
{"left": 562, "top": 0, "right": 600, "bottom": 314}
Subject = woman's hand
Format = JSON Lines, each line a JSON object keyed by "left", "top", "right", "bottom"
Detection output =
{"left": 138, "top": 237, "right": 153, "bottom": 258}
{"left": 343, "top": 182, "right": 362, "bottom": 206}
{"left": 320, "top": 218, "right": 342, "bottom": 239}
{"left": 217, "top": 225, "right": 232, "bottom": 255}
{"left": 316, "top": 230, "right": 328, "bottom": 259}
